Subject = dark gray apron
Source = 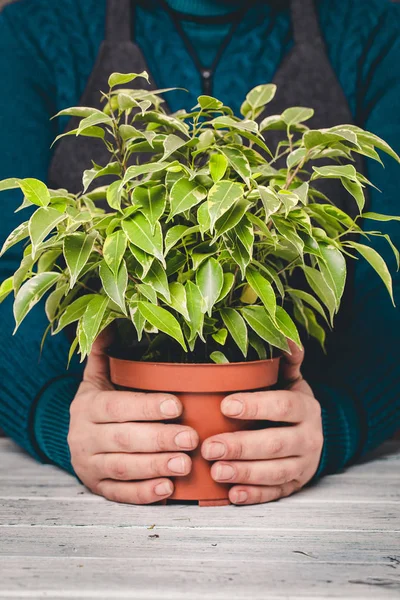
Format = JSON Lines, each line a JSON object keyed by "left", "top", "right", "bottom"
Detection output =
{"left": 49, "top": 0, "right": 363, "bottom": 378}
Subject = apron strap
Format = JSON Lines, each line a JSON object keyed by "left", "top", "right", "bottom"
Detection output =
{"left": 106, "top": 0, "right": 132, "bottom": 43}
{"left": 290, "top": 0, "right": 324, "bottom": 47}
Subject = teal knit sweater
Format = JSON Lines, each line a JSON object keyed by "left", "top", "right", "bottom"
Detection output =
{"left": 0, "top": 0, "right": 399, "bottom": 476}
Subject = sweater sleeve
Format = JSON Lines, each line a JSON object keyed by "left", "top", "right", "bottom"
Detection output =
{"left": 314, "top": 3, "right": 400, "bottom": 477}
{"left": 0, "top": 6, "right": 83, "bottom": 471}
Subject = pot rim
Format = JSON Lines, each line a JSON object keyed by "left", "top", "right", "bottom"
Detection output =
{"left": 107, "top": 353, "right": 280, "bottom": 368}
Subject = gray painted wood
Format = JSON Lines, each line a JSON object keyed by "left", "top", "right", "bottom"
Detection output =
{"left": 0, "top": 439, "right": 399, "bottom": 599}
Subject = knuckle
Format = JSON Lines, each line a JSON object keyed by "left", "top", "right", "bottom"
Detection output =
{"left": 156, "top": 428, "right": 168, "bottom": 452}
{"left": 149, "top": 457, "right": 162, "bottom": 478}
{"left": 276, "top": 395, "right": 293, "bottom": 420}
{"left": 113, "top": 429, "right": 131, "bottom": 452}
{"left": 245, "top": 398, "right": 259, "bottom": 419}
{"left": 141, "top": 397, "right": 158, "bottom": 421}
{"left": 272, "top": 467, "right": 288, "bottom": 484}
{"left": 134, "top": 485, "right": 152, "bottom": 505}
{"left": 230, "top": 439, "right": 243, "bottom": 460}
{"left": 273, "top": 485, "right": 285, "bottom": 501}
{"left": 269, "top": 436, "right": 284, "bottom": 456}
{"left": 103, "top": 395, "right": 124, "bottom": 421}
{"left": 108, "top": 457, "right": 128, "bottom": 480}
{"left": 241, "top": 465, "right": 252, "bottom": 484}
{"left": 308, "top": 433, "right": 323, "bottom": 453}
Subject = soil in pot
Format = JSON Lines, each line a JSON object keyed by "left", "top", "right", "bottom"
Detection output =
{"left": 109, "top": 356, "right": 280, "bottom": 506}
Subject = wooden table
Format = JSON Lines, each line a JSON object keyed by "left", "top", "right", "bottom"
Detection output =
{"left": 0, "top": 438, "right": 399, "bottom": 599}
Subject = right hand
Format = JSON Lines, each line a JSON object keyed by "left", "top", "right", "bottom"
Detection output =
{"left": 68, "top": 331, "right": 199, "bottom": 504}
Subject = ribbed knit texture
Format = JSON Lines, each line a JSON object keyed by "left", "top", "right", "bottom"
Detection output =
{"left": 0, "top": 0, "right": 399, "bottom": 477}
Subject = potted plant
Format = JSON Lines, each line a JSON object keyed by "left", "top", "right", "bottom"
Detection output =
{"left": 0, "top": 72, "right": 399, "bottom": 505}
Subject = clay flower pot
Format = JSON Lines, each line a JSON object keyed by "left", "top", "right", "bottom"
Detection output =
{"left": 109, "top": 356, "right": 280, "bottom": 506}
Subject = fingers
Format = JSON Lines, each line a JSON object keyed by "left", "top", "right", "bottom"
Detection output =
{"left": 210, "top": 457, "right": 304, "bottom": 486}
{"left": 83, "top": 329, "right": 114, "bottom": 389}
{"left": 89, "top": 390, "right": 183, "bottom": 423}
{"left": 96, "top": 478, "right": 174, "bottom": 505}
{"left": 202, "top": 426, "right": 304, "bottom": 461}
{"left": 281, "top": 339, "right": 305, "bottom": 384}
{"left": 220, "top": 389, "right": 308, "bottom": 423}
{"left": 228, "top": 481, "right": 299, "bottom": 506}
{"left": 94, "top": 422, "right": 199, "bottom": 454}
{"left": 92, "top": 451, "right": 193, "bottom": 481}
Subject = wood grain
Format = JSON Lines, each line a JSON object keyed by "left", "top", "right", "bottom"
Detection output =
{"left": 0, "top": 439, "right": 399, "bottom": 599}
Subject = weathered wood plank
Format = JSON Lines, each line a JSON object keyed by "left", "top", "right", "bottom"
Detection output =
{"left": 1, "top": 527, "right": 399, "bottom": 564}
{"left": 0, "top": 498, "right": 398, "bottom": 531}
{"left": 0, "top": 557, "right": 399, "bottom": 599}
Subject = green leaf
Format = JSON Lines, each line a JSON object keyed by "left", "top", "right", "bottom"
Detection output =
{"left": 103, "top": 230, "right": 127, "bottom": 276}
{"left": 0, "top": 277, "right": 13, "bottom": 304}
{"left": 143, "top": 260, "right": 171, "bottom": 302}
{"left": 19, "top": 179, "right": 50, "bottom": 207}
{"left": 299, "top": 305, "right": 326, "bottom": 349}
{"left": 246, "top": 268, "right": 276, "bottom": 317}
{"left": 241, "top": 306, "right": 289, "bottom": 352}
{"left": 214, "top": 199, "right": 250, "bottom": 237}
{"left": 29, "top": 207, "right": 66, "bottom": 257}
{"left": 248, "top": 331, "right": 267, "bottom": 360}
{"left": 53, "top": 107, "right": 103, "bottom": 119}
{"left": 99, "top": 260, "right": 128, "bottom": 314}
{"left": 106, "top": 180, "right": 123, "bottom": 211}
{"left": 207, "top": 180, "right": 244, "bottom": 231}
{"left": 121, "top": 161, "right": 171, "bottom": 186}
{"left": 77, "top": 113, "right": 113, "bottom": 135}
{"left": 348, "top": 242, "right": 394, "bottom": 305}
{"left": 258, "top": 186, "right": 281, "bottom": 219}
{"left": 14, "top": 272, "right": 60, "bottom": 329}
{"left": 38, "top": 249, "right": 61, "bottom": 273}
{"left": 137, "top": 283, "right": 157, "bottom": 303}
{"left": 275, "top": 306, "right": 302, "bottom": 348}
{"left": 162, "top": 134, "right": 187, "bottom": 160}
{"left": 64, "top": 232, "right": 96, "bottom": 288}
{"left": 52, "top": 126, "right": 105, "bottom": 146}
{"left": 219, "top": 147, "right": 251, "bottom": 185}
{"left": 362, "top": 212, "right": 400, "bottom": 222}
{"left": 0, "top": 222, "right": 29, "bottom": 257}
{"left": 312, "top": 164, "right": 358, "bottom": 181}
{"left": 209, "top": 153, "right": 228, "bottom": 183}
{"left": 80, "top": 295, "right": 109, "bottom": 356}
{"left": 220, "top": 308, "right": 248, "bottom": 357}
{"left": 185, "top": 280, "right": 205, "bottom": 341}
{"left": 272, "top": 216, "right": 304, "bottom": 256}
{"left": 216, "top": 272, "right": 235, "bottom": 303}
{"left": 45, "top": 283, "right": 68, "bottom": 322}
{"left": 169, "top": 176, "right": 207, "bottom": 219}
{"left": 165, "top": 225, "right": 198, "bottom": 255}
{"left": 54, "top": 294, "right": 96, "bottom": 333}
{"left": 137, "top": 301, "right": 186, "bottom": 350}
{"left": 230, "top": 237, "right": 250, "bottom": 278}
{"left": 235, "top": 216, "right": 254, "bottom": 257}
{"left": 168, "top": 282, "right": 189, "bottom": 319}
{"left": 197, "top": 201, "right": 211, "bottom": 234}
{"left": 287, "top": 148, "right": 307, "bottom": 170}
{"left": 240, "top": 84, "right": 277, "bottom": 117}
{"left": 282, "top": 107, "right": 314, "bottom": 126}
{"left": 212, "top": 328, "right": 228, "bottom": 346}
{"left": 133, "top": 184, "right": 166, "bottom": 228}
{"left": 122, "top": 214, "right": 164, "bottom": 264}
{"left": 318, "top": 244, "right": 347, "bottom": 304}
{"left": 288, "top": 289, "right": 329, "bottom": 325}
{"left": 196, "top": 257, "right": 224, "bottom": 316}
{"left": 341, "top": 177, "right": 365, "bottom": 213}
{"left": 128, "top": 243, "right": 153, "bottom": 278}
{"left": 210, "top": 351, "right": 229, "bottom": 364}
{"left": 197, "top": 95, "right": 224, "bottom": 110}
{"left": 304, "top": 265, "right": 336, "bottom": 322}
{"left": 82, "top": 162, "right": 121, "bottom": 194}
{"left": 0, "top": 177, "right": 21, "bottom": 192}
{"left": 356, "top": 131, "right": 400, "bottom": 163}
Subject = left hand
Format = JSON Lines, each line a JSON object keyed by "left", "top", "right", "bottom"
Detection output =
{"left": 201, "top": 342, "right": 324, "bottom": 505}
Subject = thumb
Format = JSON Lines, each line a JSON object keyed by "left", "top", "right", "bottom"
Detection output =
{"left": 83, "top": 328, "right": 114, "bottom": 389}
{"left": 281, "top": 339, "right": 304, "bottom": 384}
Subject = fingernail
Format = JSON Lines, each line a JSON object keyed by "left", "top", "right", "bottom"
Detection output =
{"left": 154, "top": 481, "right": 173, "bottom": 496}
{"left": 204, "top": 441, "right": 225, "bottom": 459}
{"left": 168, "top": 456, "right": 187, "bottom": 474}
{"left": 175, "top": 431, "right": 195, "bottom": 449}
{"left": 234, "top": 491, "right": 248, "bottom": 504}
{"left": 160, "top": 398, "right": 180, "bottom": 417}
{"left": 222, "top": 399, "right": 243, "bottom": 416}
{"left": 215, "top": 464, "right": 235, "bottom": 481}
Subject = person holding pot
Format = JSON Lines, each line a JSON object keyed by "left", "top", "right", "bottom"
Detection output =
{"left": 0, "top": 0, "right": 399, "bottom": 506}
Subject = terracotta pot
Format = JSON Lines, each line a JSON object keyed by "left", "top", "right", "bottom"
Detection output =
{"left": 109, "top": 356, "right": 280, "bottom": 506}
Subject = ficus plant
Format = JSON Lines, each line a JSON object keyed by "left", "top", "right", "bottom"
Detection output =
{"left": 0, "top": 71, "right": 399, "bottom": 365}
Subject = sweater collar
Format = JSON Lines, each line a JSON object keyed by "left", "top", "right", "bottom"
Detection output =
{"left": 165, "top": 0, "right": 248, "bottom": 17}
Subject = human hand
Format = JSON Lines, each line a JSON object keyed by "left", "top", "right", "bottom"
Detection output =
{"left": 68, "top": 331, "right": 199, "bottom": 504}
{"left": 201, "top": 342, "right": 323, "bottom": 505}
